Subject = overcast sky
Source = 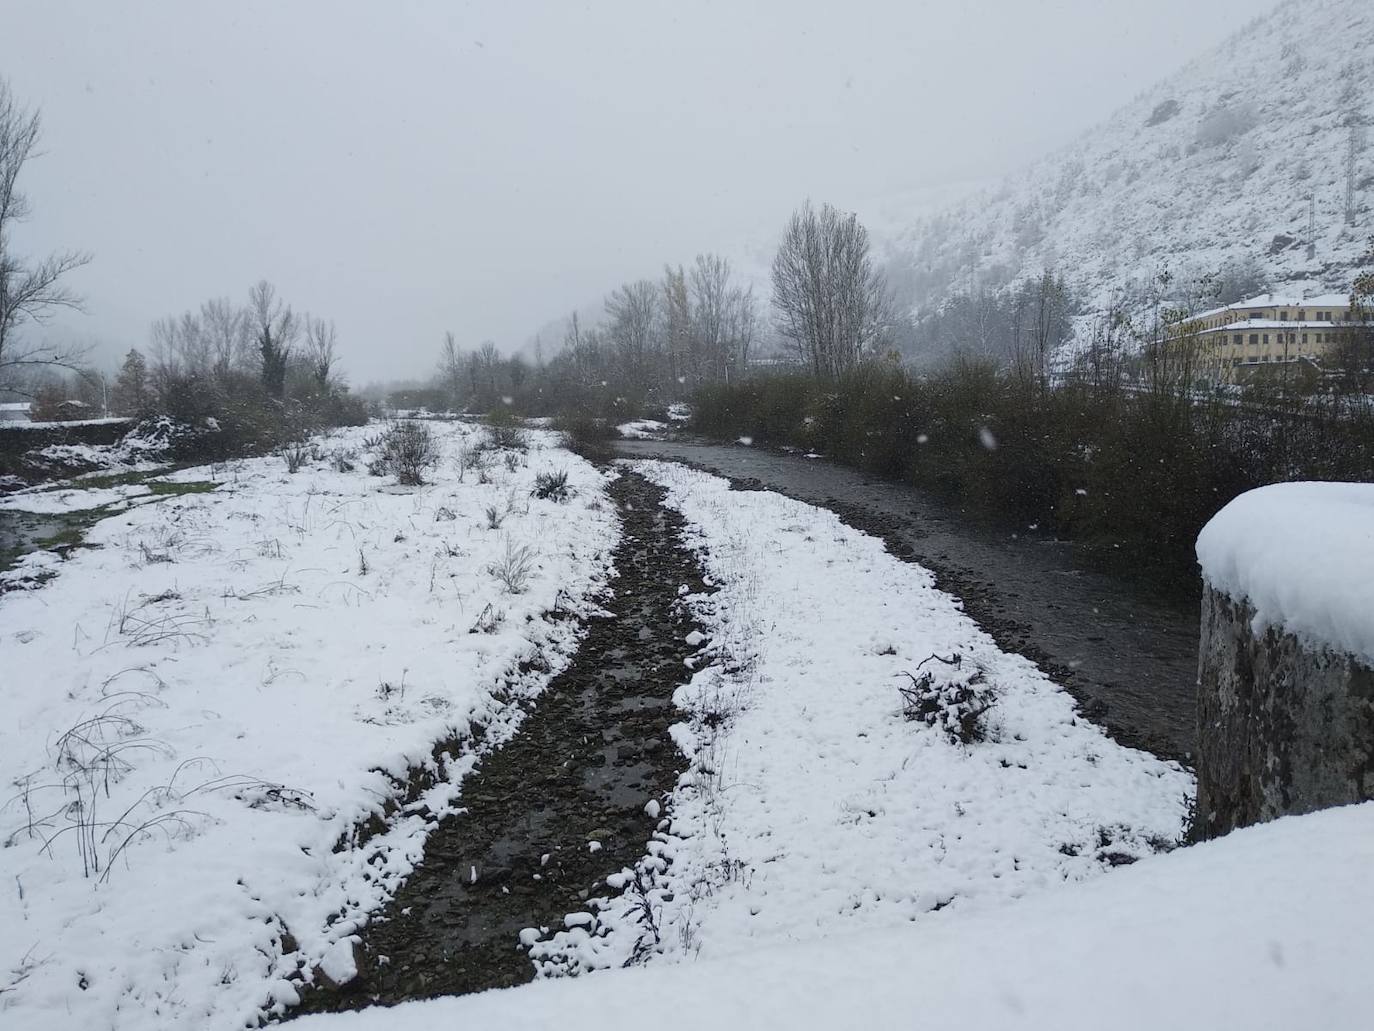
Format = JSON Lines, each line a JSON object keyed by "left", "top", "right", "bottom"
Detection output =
{"left": 5, "top": 0, "right": 1277, "bottom": 385}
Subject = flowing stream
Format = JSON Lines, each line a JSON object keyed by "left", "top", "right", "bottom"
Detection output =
{"left": 619, "top": 438, "right": 1199, "bottom": 763}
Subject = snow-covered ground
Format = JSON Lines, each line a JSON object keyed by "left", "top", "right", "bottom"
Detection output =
{"left": 8, "top": 439, "right": 1360, "bottom": 1031}
{"left": 524, "top": 461, "right": 1191, "bottom": 973}
{"left": 0, "top": 422, "right": 617, "bottom": 1030}
{"left": 615, "top": 419, "right": 668, "bottom": 440}
{"left": 299, "top": 801, "right": 1374, "bottom": 1031}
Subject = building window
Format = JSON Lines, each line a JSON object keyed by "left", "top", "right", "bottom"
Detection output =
{"left": 1280, "top": 312, "right": 1288, "bottom": 321}
{"left": 1263, "top": 334, "right": 1270, "bottom": 344}
{"left": 1249, "top": 334, "right": 1259, "bottom": 345}
{"left": 1250, "top": 311, "right": 1264, "bottom": 318}
{"left": 1302, "top": 334, "right": 1308, "bottom": 344}
{"left": 1233, "top": 334, "right": 1242, "bottom": 345}
{"left": 1298, "top": 310, "right": 1306, "bottom": 320}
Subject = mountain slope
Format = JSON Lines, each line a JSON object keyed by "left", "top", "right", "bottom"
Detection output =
{"left": 886, "top": 0, "right": 1374, "bottom": 322}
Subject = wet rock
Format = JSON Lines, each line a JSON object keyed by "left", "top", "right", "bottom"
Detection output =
{"left": 315, "top": 938, "right": 363, "bottom": 991}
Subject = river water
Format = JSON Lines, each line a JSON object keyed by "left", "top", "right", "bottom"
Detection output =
{"left": 618, "top": 438, "right": 1200, "bottom": 763}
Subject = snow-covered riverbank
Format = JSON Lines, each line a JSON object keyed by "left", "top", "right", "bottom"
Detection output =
{"left": 525, "top": 460, "right": 1191, "bottom": 974}
{"left": 0, "top": 422, "right": 617, "bottom": 1029}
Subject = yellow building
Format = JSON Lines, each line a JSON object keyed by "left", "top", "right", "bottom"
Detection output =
{"left": 1185, "top": 293, "right": 1359, "bottom": 384}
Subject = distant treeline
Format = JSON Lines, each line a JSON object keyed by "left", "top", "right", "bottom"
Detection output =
{"left": 111, "top": 281, "right": 367, "bottom": 458}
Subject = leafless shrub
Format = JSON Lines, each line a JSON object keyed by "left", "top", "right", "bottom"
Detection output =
{"left": 377, "top": 421, "right": 438, "bottom": 485}
{"left": 469, "top": 602, "right": 505, "bottom": 634}
{"left": 330, "top": 448, "right": 356, "bottom": 473}
{"left": 137, "top": 541, "right": 174, "bottom": 565}
{"left": 455, "top": 440, "right": 486, "bottom": 482}
{"left": 488, "top": 539, "right": 536, "bottom": 593}
{"left": 485, "top": 424, "right": 528, "bottom": 452}
{"left": 282, "top": 445, "right": 310, "bottom": 473}
{"left": 898, "top": 653, "right": 996, "bottom": 745}
{"left": 484, "top": 504, "right": 505, "bottom": 530}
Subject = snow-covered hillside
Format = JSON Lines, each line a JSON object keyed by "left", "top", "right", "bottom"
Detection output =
{"left": 886, "top": 0, "right": 1374, "bottom": 319}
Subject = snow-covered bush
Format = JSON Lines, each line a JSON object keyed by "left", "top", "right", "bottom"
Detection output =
{"left": 898, "top": 653, "right": 996, "bottom": 745}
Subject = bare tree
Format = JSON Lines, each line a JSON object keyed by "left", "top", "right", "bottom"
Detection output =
{"left": 201, "top": 297, "right": 249, "bottom": 379}
{"left": 303, "top": 315, "right": 338, "bottom": 388}
{"left": 0, "top": 79, "right": 92, "bottom": 393}
{"left": 605, "top": 280, "right": 660, "bottom": 389}
{"left": 1333, "top": 237, "right": 1374, "bottom": 393}
{"left": 661, "top": 264, "right": 691, "bottom": 386}
{"left": 439, "top": 330, "right": 465, "bottom": 410}
{"left": 247, "top": 280, "right": 297, "bottom": 398}
{"left": 466, "top": 339, "right": 501, "bottom": 407}
{"left": 689, "top": 253, "right": 757, "bottom": 383}
{"left": 1010, "top": 270, "right": 1070, "bottom": 391}
{"left": 561, "top": 311, "right": 604, "bottom": 387}
{"left": 771, "top": 201, "right": 892, "bottom": 379}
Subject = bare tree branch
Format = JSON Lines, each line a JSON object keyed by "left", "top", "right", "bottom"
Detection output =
{"left": 0, "top": 78, "right": 92, "bottom": 389}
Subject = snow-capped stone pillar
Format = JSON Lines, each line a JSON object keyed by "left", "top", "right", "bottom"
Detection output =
{"left": 1194, "top": 483, "right": 1374, "bottom": 840}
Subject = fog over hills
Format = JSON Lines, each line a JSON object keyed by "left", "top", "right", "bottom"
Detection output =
{"left": 521, "top": 0, "right": 1372, "bottom": 368}
{"left": 880, "top": 0, "right": 1373, "bottom": 346}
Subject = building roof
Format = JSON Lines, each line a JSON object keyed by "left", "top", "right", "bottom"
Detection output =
{"left": 1200, "top": 319, "right": 1341, "bottom": 331}
{"left": 1192, "top": 292, "right": 1354, "bottom": 322}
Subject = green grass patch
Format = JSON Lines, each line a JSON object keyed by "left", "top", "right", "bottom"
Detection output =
{"left": 146, "top": 480, "right": 217, "bottom": 496}
{"left": 37, "top": 524, "right": 92, "bottom": 551}
{"left": 38, "top": 468, "right": 163, "bottom": 493}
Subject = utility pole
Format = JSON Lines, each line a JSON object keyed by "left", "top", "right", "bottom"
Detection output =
{"left": 1347, "top": 122, "right": 1365, "bottom": 228}
{"left": 1307, "top": 193, "right": 1317, "bottom": 261}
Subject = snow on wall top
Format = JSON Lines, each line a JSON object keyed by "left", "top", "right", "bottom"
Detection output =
{"left": 1196, "top": 481, "right": 1374, "bottom": 664}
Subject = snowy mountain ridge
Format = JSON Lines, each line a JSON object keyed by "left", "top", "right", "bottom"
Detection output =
{"left": 883, "top": 0, "right": 1374, "bottom": 324}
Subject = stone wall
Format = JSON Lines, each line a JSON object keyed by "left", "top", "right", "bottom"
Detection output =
{"left": 1196, "top": 583, "right": 1374, "bottom": 839}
